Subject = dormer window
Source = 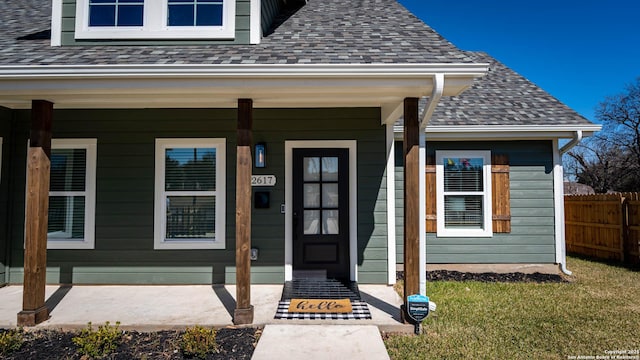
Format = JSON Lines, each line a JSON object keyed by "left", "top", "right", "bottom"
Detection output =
{"left": 167, "top": 0, "right": 223, "bottom": 27}
{"left": 75, "top": 0, "right": 235, "bottom": 39}
{"left": 89, "top": 0, "right": 144, "bottom": 27}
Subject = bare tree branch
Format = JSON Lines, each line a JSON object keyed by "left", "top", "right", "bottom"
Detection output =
{"left": 565, "top": 77, "right": 640, "bottom": 192}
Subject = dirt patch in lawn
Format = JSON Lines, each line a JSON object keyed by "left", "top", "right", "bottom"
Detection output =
{"left": 1, "top": 327, "right": 258, "bottom": 360}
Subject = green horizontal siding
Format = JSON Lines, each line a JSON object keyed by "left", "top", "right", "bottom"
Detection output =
{"left": 422, "top": 253, "right": 554, "bottom": 264}
{"left": 396, "top": 140, "right": 557, "bottom": 264}
{"left": 261, "top": 0, "right": 281, "bottom": 35}
{"left": 363, "top": 248, "right": 387, "bottom": 260}
{"left": 9, "top": 266, "right": 218, "bottom": 284}
{"left": 225, "top": 266, "right": 285, "bottom": 284}
{"left": 62, "top": 0, "right": 252, "bottom": 45}
{"left": 394, "top": 142, "right": 404, "bottom": 264}
{"left": 5, "top": 107, "right": 387, "bottom": 284}
{"left": 426, "top": 235, "right": 555, "bottom": 246}
{"left": 252, "top": 108, "right": 389, "bottom": 284}
{"left": 428, "top": 245, "right": 556, "bottom": 254}
{"left": 357, "top": 272, "right": 388, "bottom": 283}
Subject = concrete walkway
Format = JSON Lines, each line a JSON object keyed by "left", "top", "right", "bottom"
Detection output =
{"left": 0, "top": 284, "right": 409, "bottom": 332}
{"left": 252, "top": 325, "right": 391, "bottom": 360}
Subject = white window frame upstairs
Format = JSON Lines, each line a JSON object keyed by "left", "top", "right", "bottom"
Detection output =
{"left": 154, "top": 138, "right": 226, "bottom": 250}
{"left": 46, "top": 139, "right": 97, "bottom": 250}
{"left": 436, "top": 150, "right": 492, "bottom": 238}
{"left": 75, "top": 0, "right": 236, "bottom": 40}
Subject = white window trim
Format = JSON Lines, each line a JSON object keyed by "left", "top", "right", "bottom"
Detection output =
{"left": 51, "top": 0, "right": 63, "bottom": 46}
{"left": 249, "top": 0, "right": 260, "bottom": 44}
{"left": 435, "top": 150, "right": 492, "bottom": 238}
{"left": 75, "top": 0, "right": 236, "bottom": 40}
{"left": 42, "top": 139, "right": 97, "bottom": 250}
{"left": 154, "top": 138, "right": 226, "bottom": 250}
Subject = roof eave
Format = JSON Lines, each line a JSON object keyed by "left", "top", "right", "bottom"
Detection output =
{"left": 0, "top": 63, "right": 489, "bottom": 109}
{"left": 393, "top": 124, "right": 602, "bottom": 140}
{"left": 0, "top": 63, "right": 489, "bottom": 79}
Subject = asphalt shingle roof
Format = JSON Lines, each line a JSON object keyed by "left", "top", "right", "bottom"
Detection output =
{"left": 0, "top": 0, "right": 474, "bottom": 65}
{"left": 397, "top": 52, "right": 593, "bottom": 127}
{"left": 1, "top": 2, "right": 594, "bottom": 128}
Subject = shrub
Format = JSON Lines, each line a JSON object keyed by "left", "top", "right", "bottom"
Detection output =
{"left": 0, "top": 328, "right": 24, "bottom": 355}
{"left": 181, "top": 325, "right": 218, "bottom": 359}
{"left": 72, "top": 321, "right": 122, "bottom": 359}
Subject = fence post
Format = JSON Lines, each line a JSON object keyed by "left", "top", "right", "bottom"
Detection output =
{"left": 623, "top": 192, "right": 640, "bottom": 264}
{"left": 621, "top": 195, "right": 628, "bottom": 263}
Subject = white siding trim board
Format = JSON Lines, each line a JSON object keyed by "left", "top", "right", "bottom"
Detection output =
{"left": 51, "top": 0, "right": 63, "bottom": 46}
{"left": 419, "top": 131, "right": 426, "bottom": 294}
{"left": 552, "top": 139, "right": 568, "bottom": 270}
{"left": 250, "top": 0, "right": 261, "bottom": 44}
{"left": 385, "top": 124, "right": 396, "bottom": 285}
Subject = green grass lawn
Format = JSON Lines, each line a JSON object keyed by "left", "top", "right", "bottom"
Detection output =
{"left": 384, "top": 257, "right": 640, "bottom": 359}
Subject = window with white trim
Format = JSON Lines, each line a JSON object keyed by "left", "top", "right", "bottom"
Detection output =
{"left": 154, "top": 139, "right": 226, "bottom": 249}
{"left": 47, "top": 139, "right": 97, "bottom": 249}
{"left": 167, "top": 0, "right": 224, "bottom": 26}
{"left": 436, "top": 150, "right": 492, "bottom": 237}
{"left": 75, "top": 0, "right": 235, "bottom": 39}
{"left": 88, "top": 0, "right": 144, "bottom": 27}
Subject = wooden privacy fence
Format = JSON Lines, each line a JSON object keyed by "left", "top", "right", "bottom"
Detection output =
{"left": 565, "top": 193, "right": 640, "bottom": 264}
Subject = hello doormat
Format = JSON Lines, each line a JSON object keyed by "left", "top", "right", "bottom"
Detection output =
{"left": 274, "top": 300, "right": 372, "bottom": 320}
{"left": 288, "top": 298, "right": 353, "bottom": 313}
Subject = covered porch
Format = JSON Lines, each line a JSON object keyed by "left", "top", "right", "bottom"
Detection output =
{"left": 0, "top": 62, "right": 488, "bottom": 326}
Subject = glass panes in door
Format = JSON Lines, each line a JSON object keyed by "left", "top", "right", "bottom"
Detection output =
{"left": 302, "top": 156, "right": 340, "bottom": 235}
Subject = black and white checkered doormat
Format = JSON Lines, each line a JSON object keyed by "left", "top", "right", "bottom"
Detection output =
{"left": 274, "top": 300, "right": 372, "bottom": 320}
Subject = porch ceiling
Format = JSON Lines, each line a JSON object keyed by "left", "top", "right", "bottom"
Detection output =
{"left": 0, "top": 63, "right": 488, "bottom": 121}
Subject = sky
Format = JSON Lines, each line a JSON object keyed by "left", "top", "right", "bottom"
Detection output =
{"left": 398, "top": 0, "right": 640, "bottom": 123}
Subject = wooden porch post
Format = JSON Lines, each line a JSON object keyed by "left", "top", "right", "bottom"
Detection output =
{"left": 234, "top": 98, "right": 254, "bottom": 324}
{"left": 18, "top": 100, "right": 53, "bottom": 326}
{"left": 403, "top": 97, "right": 420, "bottom": 319}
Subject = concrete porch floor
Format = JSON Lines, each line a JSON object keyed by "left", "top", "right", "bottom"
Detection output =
{"left": 0, "top": 284, "right": 410, "bottom": 332}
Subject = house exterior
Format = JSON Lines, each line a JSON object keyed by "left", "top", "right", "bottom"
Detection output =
{"left": 0, "top": 0, "right": 598, "bottom": 325}
{"left": 392, "top": 52, "right": 600, "bottom": 286}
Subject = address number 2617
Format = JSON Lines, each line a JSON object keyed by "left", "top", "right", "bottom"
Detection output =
{"left": 251, "top": 175, "right": 276, "bottom": 186}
